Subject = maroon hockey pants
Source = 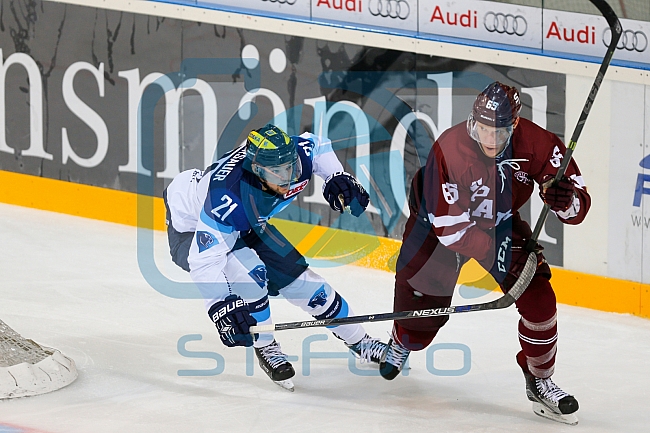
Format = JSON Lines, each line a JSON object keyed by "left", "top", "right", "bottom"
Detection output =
{"left": 392, "top": 274, "right": 559, "bottom": 379}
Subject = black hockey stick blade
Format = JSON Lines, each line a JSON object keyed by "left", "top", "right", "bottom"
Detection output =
{"left": 249, "top": 252, "right": 538, "bottom": 333}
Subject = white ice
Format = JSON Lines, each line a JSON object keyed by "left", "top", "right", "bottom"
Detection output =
{"left": 0, "top": 202, "right": 649, "bottom": 433}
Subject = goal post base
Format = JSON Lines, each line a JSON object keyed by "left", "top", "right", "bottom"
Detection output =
{"left": 1, "top": 319, "right": 78, "bottom": 399}
{"left": 1, "top": 348, "right": 78, "bottom": 399}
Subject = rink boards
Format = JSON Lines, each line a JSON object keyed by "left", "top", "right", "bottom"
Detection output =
{"left": 1, "top": 168, "right": 648, "bottom": 319}
{"left": 0, "top": 0, "right": 649, "bottom": 318}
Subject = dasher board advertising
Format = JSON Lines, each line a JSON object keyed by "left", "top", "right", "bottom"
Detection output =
{"left": 418, "top": 0, "right": 543, "bottom": 49}
{"left": 543, "top": 9, "right": 650, "bottom": 65}
{"left": 311, "top": 0, "right": 418, "bottom": 34}
{"left": 198, "top": 0, "right": 311, "bottom": 19}
{"left": 192, "top": 0, "right": 650, "bottom": 67}
{"left": 608, "top": 81, "right": 650, "bottom": 284}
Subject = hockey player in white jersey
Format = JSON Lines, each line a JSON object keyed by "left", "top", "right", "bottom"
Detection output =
{"left": 164, "top": 124, "right": 387, "bottom": 390}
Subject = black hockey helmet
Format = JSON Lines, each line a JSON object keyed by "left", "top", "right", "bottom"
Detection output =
{"left": 244, "top": 124, "right": 302, "bottom": 187}
{"left": 467, "top": 82, "right": 522, "bottom": 157}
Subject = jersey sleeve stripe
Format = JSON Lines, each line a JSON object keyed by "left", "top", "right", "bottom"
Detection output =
{"left": 569, "top": 174, "right": 586, "bottom": 189}
{"left": 432, "top": 212, "right": 471, "bottom": 228}
{"left": 199, "top": 208, "right": 235, "bottom": 234}
{"left": 437, "top": 221, "right": 476, "bottom": 247}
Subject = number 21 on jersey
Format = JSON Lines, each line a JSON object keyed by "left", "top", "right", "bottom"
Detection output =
{"left": 211, "top": 195, "right": 238, "bottom": 221}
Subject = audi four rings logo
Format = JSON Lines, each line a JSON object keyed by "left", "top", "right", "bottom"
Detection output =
{"left": 484, "top": 12, "right": 527, "bottom": 36}
{"left": 262, "top": 0, "right": 297, "bottom": 4}
{"left": 368, "top": 0, "right": 410, "bottom": 20}
{"left": 603, "top": 28, "right": 648, "bottom": 52}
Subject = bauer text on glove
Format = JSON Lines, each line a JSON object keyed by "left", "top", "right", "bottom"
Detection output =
{"left": 208, "top": 295, "right": 257, "bottom": 347}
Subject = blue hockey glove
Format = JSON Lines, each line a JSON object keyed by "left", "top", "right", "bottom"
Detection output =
{"left": 208, "top": 295, "right": 257, "bottom": 348}
{"left": 322, "top": 172, "right": 370, "bottom": 217}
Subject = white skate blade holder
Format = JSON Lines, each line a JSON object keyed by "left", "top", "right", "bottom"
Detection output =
{"left": 532, "top": 402, "right": 579, "bottom": 426}
{"left": 274, "top": 378, "right": 294, "bottom": 392}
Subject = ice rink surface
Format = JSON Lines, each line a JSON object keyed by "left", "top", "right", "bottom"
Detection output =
{"left": 1, "top": 202, "right": 649, "bottom": 433}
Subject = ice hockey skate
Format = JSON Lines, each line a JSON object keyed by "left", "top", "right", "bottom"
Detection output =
{"left": 254, "top": 340, "right": 295, "bottom": 392}
{"left": 523, "top": 371, "right": 579, "bottom": 425}
{"left": 346, "top": 334, "right": 388, "bottom": 364}
{"left": 379, "top": 338, "right": 410, "bottom": 380}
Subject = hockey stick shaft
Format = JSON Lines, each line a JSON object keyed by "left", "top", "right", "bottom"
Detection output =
{"left": 250, "top": 252, "right": 537, "bottom": 333}
{"left": 249, "top": 0, "right": 621, "bottom": 335}
{"left": 530, "top": 0, "right": 621, "bottom": 243}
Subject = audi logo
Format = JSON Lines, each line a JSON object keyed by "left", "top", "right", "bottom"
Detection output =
{"left": 484, "top": 12, "right": 527, "bottom": 36}
{"left": 262, "top": 0, "right": 297, "bottom": 4}
{"left": 603, "top": 28, "right": 647, "bottom": 52}
{"left": 368, "top": 0, "right": 410, "bottom": 20}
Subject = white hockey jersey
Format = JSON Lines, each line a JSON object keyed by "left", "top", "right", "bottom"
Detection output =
{"left": 164, "top": 133, "right": 344, "bottom": 302}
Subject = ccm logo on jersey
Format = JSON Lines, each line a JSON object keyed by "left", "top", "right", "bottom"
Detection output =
{"left": 497, "top": 236, "right": 512, "bottom": 273}
{"left": 211, "top": 299, "right": 247, "bottom": 322}
{"left": 412, "top": 307, "right": 455, "bottom": 317}
{"left": 284, "top": 180, "right": 309, "bottom": 199}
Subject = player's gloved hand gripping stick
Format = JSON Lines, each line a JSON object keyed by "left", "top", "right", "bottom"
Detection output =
{"left": 249, "top": 0, "right": 621, "bottom": 334}
{"left": 323, "top": 171, "right": 369, "bottom": 216}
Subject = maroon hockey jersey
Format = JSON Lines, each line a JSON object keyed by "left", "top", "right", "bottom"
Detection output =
{"left": 423, "top": 117, "right": 591, "bottom": 266}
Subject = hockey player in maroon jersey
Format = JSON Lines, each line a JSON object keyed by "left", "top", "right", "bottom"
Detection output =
{"left": 379, "top": 82, "right": 590, "bottom": 425}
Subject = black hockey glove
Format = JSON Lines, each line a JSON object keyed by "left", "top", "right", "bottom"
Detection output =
{"left": 322, "top": 172, "right": 370, "bottom": 217}
{"left": 509, "top": 237, "right": 545, "bottom": 280}
{"left": 539, "top": 174, "right": 576, "bottom": 212}
{"left": 208, "top": 295, "right": 257, "bottom": 348}
{"left": 486, "top": 226, "right": 544, "bottom": 286}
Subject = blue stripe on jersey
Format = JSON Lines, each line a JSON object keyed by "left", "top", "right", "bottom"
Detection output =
{"left": 333, "top": 297, "right": 349, "bottom": 319}
{"left": 265, "top": 198, "right": 293, "bottom": 220}
{"left": 324, "top": 296, "right": 349, "bottom": 328}
{"left": 199, "top": 208, "right": 235, "bottom": 234}
{"left": 249, "top": 296, "right": 271, "bottom": 323}
{"left": 251, "top": 307, "right": 271, "bottom": 323}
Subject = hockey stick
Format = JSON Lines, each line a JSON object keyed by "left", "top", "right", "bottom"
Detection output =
{"left": 250, "top": 253, "right": 537, "bottom": 333}
{"left": 249, "top": 0, "right": 622, "bottom": 334}
{"left": 529, "top": 0, "right": 621, "bottom": 247}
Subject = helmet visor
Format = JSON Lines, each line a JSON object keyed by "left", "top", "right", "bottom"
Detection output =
{"left": 253, "top": 157, "right": 302, "bottom": 188}
{"left": 467, "top": 113, "right": 514, "bottom": 146}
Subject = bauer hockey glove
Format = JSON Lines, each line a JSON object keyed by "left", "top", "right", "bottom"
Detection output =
{"left": 322, "top": 172, "right": 370, "bottom": 217}
{"left": 539, "top": 174, "right": 577, "bottom": 212}
{"left": 208, "top": 295, "right": 257, "bottom": 348}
